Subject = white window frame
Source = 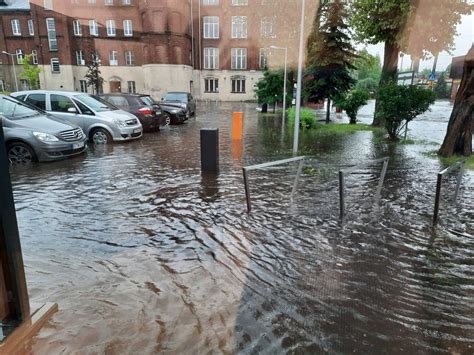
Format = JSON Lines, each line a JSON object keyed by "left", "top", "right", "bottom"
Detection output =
{"left": 106, "top": 20, "right": 116, "bottom": 36}
{"left": 203, "top": 16, "right": 219, "bottom": 39}
{"left": 123, "top": 20, "right": 133, "bottom": 37}
{"left": 89, "top": 20, "right": 99, "bottom": 36}
{"left": 232, "top": 0, "right": 248, "bottom": 5}
{"left": 231, "top": 78, "right": 246, "bottom": 93}
{"left": 51, "top": 58, "right": 60, "bottom": 73}
{"left": 28, "top": 19, "right": 34, "bottom": 36}
{"left": 231, "top": 16, "right": 247, "bottom": 39}
{"left": 125, "top": 51, "right": 134, "bottom": 65}
{"left": 203, "top": 47, "right": 219, "bottom": 69}
{"left": 204, "top": 78, "right": 218, "bottom": 93}
{"left": 79, "top": 80, "right": 88, "bottom": 93}
{"left": 88, "top": 0, "right": 96, "bottom": 3}
{"left": 122, "top": 0, "right": 131, "bottom": 4}
{"left": 259, "top": 48, "right": 268, "bottom": 69}
{"left": 76, "top": 50, "right": 85, "bottom": 65}
{"left": 16, "top": 49, "right": 24, "bottom": 64}
{"left": 31, "top": 50, "right": 38, "bottom": 64}
{"left": 73, "top": 20, "right": 82, "bottom": 36}
{"left": 203, "top": 0, "right": 218, "bottom": 4}
{"left": 109, "top": 50, "right": 118, "bottom": 65}
{"left": 105, "top": 0, "right": 113, "bottom": 4}
{"left": 261, "top": 16, "right": 276, "bottom": 38}
{"left": 127, "top": 81, "right": 136, "bottom": 94}
{"left": 231, "top": 48, "right": 247, "bottom": 70}
{"left": 11, "top": 19, "right": 21, "bottom": 36}
{"left": 46, "top": 18, "right": 58, "bottom": 51}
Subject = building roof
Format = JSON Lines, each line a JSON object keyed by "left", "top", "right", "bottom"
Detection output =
{"left": 0, "top": 0, "right": 30, "bottom": 11}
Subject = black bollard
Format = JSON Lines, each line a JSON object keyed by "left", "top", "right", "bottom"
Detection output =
{"left": 200, "top": 128, "right": 219, "bottom": 173}
{"left": 0, "top": 121, "right": 30, "bottom": 338}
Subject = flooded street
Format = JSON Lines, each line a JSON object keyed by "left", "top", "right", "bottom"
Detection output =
{"left": 10, "top": 101, "right": 474, "bottom": 354}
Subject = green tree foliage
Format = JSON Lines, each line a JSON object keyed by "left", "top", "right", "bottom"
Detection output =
{"left": 288, "top": 107, "right": 316, "bottom": 129}
{"left": 377, "top": 82, "right": 436, "bottom": 140}
{"left": 353, "top": 49, "right": 382, "bottom": 94}
{"left": 305, "top": 0, "right": 357, "bottom": 123}
{"left": 338, "top": 88, "right": 370, "bottom": 124}
{"left": 434, "top": 72, "right": 450, "bottom": 99}
{"left": 19, "top": 54, "right": 41, "bottom": 89}
{"left": 255, "top": 69, "right": 291, "bottom": 111}
{"left": 85, "top": 53, "right": 103, "bottom": 95}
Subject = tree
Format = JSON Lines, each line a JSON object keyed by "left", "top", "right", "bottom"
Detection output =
{"left": 255, "top": 69, "right": 291, "bottom": 113}
{"left": 377, "top": 82, "right": 436, "bottom": 140}
{"left": 353, "top": 49, "right": 382, "bottom": 94}
{"left": 439, "top": 46, "right": 474, "bottom": 157}
{"left": 434, "top": 72, "right": 450, "bottom": 99}
{"left": 85, "top": 52, "right": 103, "bottom": 95}
{"left": 338, "top": 88, "right": 370, "bottom": 124}
{"left": 305, "top": 0, "right": 357, "bottom": 123}
{"left": 19, "top": 54, "right": 41, "bottom": 89}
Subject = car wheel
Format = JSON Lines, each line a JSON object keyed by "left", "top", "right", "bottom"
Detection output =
{"left": 91, "top": 128, "right": 112, "bottom": 144}
{"left": 163, "top": 113, "right": 171, "bottom": 126}
{"left": 7, "top": 142, "right": 36, "bottom": 165}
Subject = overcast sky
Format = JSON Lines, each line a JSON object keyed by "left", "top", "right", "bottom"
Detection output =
{"left": 364, "top": 13, "right": 473, "bottom": 71}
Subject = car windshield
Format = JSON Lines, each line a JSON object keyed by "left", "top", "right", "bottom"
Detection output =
{"left": 164, "top": 93, "right": 187, "bottom": 102}
{"left": 139, "top": 96, "right": 157, "bottom": 106}
{"left": 75, "top": 94, "right": 119, "bottom": 112}
{"left": 0, "top": 96, "right": 41, "bottom": 120}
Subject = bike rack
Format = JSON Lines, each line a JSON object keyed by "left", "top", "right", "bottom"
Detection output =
{"left": 338, "top": 157, "right": 390, "bottom": 218}
{"left": 242, "top": 156, "right": 305, "bottom": 213}
{"left": 433, "top": 161, "right": 465, "bottom": 225}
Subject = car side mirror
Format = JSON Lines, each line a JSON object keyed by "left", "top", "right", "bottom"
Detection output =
{"left": 67, "top": 107, "right": 78, "bottom": 114}
{"left": 161, "top": 98, "right": 164, "bottom": 100}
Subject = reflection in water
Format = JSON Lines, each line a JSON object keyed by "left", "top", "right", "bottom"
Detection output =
{"left": 8, "top": 102, "right": 473, "bottom": 353}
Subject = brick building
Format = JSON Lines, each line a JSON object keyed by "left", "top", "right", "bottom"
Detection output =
{"left": 0, "top": 0, "right": 317, "bottom": 101}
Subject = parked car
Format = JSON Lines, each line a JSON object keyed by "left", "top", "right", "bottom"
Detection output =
{"left": 161, "top": 92, "right": 196, "bottom": 118}
{"left": 12, "top": 91, "right": 143, "bottom": 144}
{"left": 0, "top": 94, "right": 87, "bottom": 164}
{"left": 99, "top": 93, "right": 164, "bottom": 131}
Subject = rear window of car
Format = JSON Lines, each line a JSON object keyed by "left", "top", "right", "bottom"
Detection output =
{"left": 104, "top": 95, "right": 129, "bottom": 107}
{"left": 139, "top": 96, "right": 156, "bottom": 106}
{"left": 164, "top": 93, "right": 187, "bottom": 102}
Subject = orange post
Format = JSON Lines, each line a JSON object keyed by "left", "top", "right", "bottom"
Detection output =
{"left": 232, "top": 112, "right": 243, "bottom": 140}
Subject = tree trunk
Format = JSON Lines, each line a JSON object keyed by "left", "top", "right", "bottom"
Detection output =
{"left": 261, "top": 103, "right": 268, "bottom": 113}
{"left": 412, "top": 56, "right": 421, "bottom": 73}
{"left": 326, "top": 98, "right": 331, "bottom": 123}
{"left": 432, "top": 53, "right": 439, "bottom": 73}
{"left": 438, "top": 48, "right": 474, "bottom": 157}
{"left": 373, "top": 42, "right": 400, "bottom": 126}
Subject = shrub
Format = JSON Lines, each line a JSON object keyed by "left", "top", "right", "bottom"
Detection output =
{"left": 356, "top": 77, "right": 379, "bottom": 95}
{"left": 377, "top": 82, "right": 436, "bottom": 140}
{"left": 338, "top": 88, "right": 370, "bottom": 124}
{"left": 287, "top": 107, "right": 316, "bottom": 129}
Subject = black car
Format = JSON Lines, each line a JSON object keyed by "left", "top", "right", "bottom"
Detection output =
{"left": 161, "top": 92, "right": 196, "bottom": 118}
{"left": 100, "top": 94, "right": 187, "bottom": 127}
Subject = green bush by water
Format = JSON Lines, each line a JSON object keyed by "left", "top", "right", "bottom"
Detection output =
{"left": 287, "top": 107, "right": 316, "bottom": 129}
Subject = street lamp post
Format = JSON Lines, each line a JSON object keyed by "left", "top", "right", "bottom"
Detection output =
{"left": 2, "top": 51, "right": 19, "bottom": 92}
{"left": 293, "top": 0, "right": 306, "bottom": 155}
{"left": 270, "top": 45, "right": 288, "bottom": 126}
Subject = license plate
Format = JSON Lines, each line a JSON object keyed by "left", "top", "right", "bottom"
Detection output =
{"left": 72, "top": 142, "right": 84, "bottom": 150}
{"left": 133, "top": 129, "right": 141, "bottom": 134}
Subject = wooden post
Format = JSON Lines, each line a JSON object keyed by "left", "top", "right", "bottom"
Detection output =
{"left": 0, "top": 121, "right": 30, "bottom": 330}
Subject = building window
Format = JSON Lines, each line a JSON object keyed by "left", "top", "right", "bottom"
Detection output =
{"left": 231, "top": 16, "right": 247, "bottom": 38}
{"left": 203, "top": 0, "right": 218, "bottom": 4}
{"left": 28, "top": 19, "right": 34, "bottom": 36}
{"left": 203, "top": 48, "right": 219, "bottom": 69}
{"left": 44, "top": 0, "right": 53, "bottom": 10}
{"left": 16, "top": 49, "right": 25, "bottom": 64}
{"left": 259, "top": 48, "right": 268, "bottom": 69}
{"left": 106, "top": 20, "right": 116, "bottom": 36}
{"left": 232, "top": 0, "right": 248, "bottom": 5}
{"left": 203, "top": 16, "right": 219, "bottom": 39}
{"left": 80, "top": 80, "right": 88, "bottom": 92}
{"left": 127, "top": 81, "right": 136, "bottom": 93}
{"left": 231, "top": 48, "right": 247, "bottom": 70}
{"left": 51, "top": 58, "right": 60, "bottom": 73}
{"left": 231, "top": 78, "right": 246, "bottom": 93}
{"left": 261, "top": 16, "right": 276, "bottom": 38}
{"left": 32, "top": 50, "right": 38, "bottom": 64}
{"left": 123, "top": 20, "right": 133, "bottom": 36}
{"left": 46, "top": 18, "right": 58, "bottom": 51}
{"left": 125, "top": 51, "right": 134, "bottom": 65}
{"left": 76, "top": 51, "right": 85, "bottom": 65}
{"left": 11, "top": 19, "right": 21, "bottom": 36}
{"left": 89, "top": 20, "right": 99, "bottom": 36}
{"left": 73, "top": 20, "right": 82, "bottom": 36}
{"left": 204, "top": 78, "right": 218, "bottom": 93}
{"left": 105, "top": 0, "right": 113, "bottom": 4}
{"left": 122, "top": 0, "right": 131, "bottom": 4}
{"left": 88, "top": 0, "right": 96, "bottom": 3}
{"left": 109, "top": 51, "right": 118, "bottom": 65}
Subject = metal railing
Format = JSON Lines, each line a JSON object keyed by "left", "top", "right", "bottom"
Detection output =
{"left": 242, "top": 156, "right": 305, "bottom": 213}
{"left": 338, "top": 157, "right": 390, "bottom": 218}
{"left": 433, "top": 161, "right": 465, "bottom": 225}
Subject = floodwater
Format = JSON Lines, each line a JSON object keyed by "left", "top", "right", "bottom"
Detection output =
{"left": 8, "top": 101, "right": 474, "bottom": 354}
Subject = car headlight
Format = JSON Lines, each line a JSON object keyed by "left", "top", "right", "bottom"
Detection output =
{"left": 33, "top": 132, "right": 59, "bottom": 142}
{"left": 113, "top": 119, "right": 126, "bottom": 128}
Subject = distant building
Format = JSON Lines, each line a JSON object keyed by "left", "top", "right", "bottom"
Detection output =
{"left": 449, "top": 45, "right": 473, "bottom": 100}
{"left": 0, "top": 0, "right": 316, "bottom": 101}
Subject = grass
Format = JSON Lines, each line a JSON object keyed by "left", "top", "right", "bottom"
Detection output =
{"left": 312, "top": 123, "right": 382, "bottom": 134}
{"left": 423, "top": 150, "right": 474, "bottom": 170}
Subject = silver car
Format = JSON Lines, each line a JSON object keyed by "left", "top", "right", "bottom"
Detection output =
{"left": 12, "top": 90, "right": 143, "bottom": 144}
{"left": 0, "top": 94, "right": 87, "bottom": 164}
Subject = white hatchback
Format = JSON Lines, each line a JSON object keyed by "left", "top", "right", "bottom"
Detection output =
{"left": 12, "top": 90, "right": 143, "bottom": 144}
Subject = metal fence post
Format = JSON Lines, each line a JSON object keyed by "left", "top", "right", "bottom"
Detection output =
{"left": 454, "top": 162, "right": 465, "bottom": 201}
{"left": 375, "top": 159, "right": 389, "bottom": 201}
{"left": 433, "top": 172, "right": 443, "bottom": 225}
{"left": 242, "top": 167, "right": 251, "bottom": 213}
{"left": 290, "top": 158, "right": 304, "bottom": 201}
{"left": 339, "top": 170, "right": 345, "bottom": 218}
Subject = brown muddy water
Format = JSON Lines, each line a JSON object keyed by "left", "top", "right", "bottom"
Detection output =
{"left": 8, "top": 101, "right": 474, "bottom": 354}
